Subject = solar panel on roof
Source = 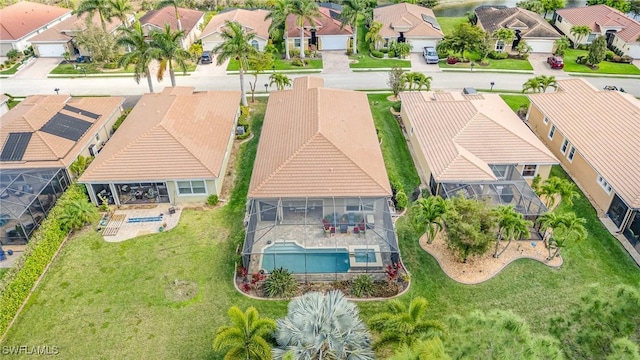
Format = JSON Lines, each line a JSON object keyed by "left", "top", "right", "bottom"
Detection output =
{"left": 63, "top": 104, "right": 100, "bottom": 119}
{"left": 0, "top": 132, "right": 32, "bottom": 161}
{"left": 40, "top": 113, "right": 92, "bottom": 141}
{"left": 329, "top": 10, "right": 340, "bottom": 20}
{"left": 421, "top": 14, "right": 441, "bottom": 30}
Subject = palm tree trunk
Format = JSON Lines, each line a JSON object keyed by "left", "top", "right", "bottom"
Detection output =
{"left": 239, "top": 67, "right": 248, "bottom": 106}
{"left": 300, "top": 26, "right": 305, "bottom": 59}
{"left": 496, "top": 239, "right": 513, "bottom": 258}
{"left": 175, "top": 6, "right": 185, "bottom": 49}
{"left": 352, "top": 20, "right": 358, "bottom": 55}
{"left": 145, "top": 68, "right": 154, "bottom": 93}
{"left": 284, "top": 25, "right": 290, "bottom": 60}
{"left": 169, "top": 62, "right": 176, "bottom": 87}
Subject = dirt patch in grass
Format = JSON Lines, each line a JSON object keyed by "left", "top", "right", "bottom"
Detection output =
{"left": 165, "top": 279, "right": 198, "bottom": 302}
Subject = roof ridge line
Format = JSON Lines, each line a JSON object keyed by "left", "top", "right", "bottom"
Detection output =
{"left": 159, "top": 117, "right": 218, "bottom": 176}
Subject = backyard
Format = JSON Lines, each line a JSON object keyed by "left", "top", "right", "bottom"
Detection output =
{"left": 2, "top": 95, "right": 640, "bottom": 358}
{"left": 561, "top": 49, "right": 640, "bottom": 75}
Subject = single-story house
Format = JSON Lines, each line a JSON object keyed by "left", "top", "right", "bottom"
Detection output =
{"left": 200, "top": 9, "right": 271, "bottom": 52}
{"left": 79, "top": 87, "right": 241, "bottom": 207}
{"left": 30, "top": 13, "right": 132, "bottom": 58}
{"left": 475, "top": 6, "right": 562, "bottom": 53}
{"left": 373, "top": 3, "right": 444, "bottom": 52}
{"left": 527, "top": 79, "right": 640, "bottom": 254}
{"left": 0, "top": 94, "right": 125, "bottom": 245}
{"left": 241, "top": 77, "right": 399, "bottom": 281}
{"left": 554, "top": 5, "right": 640, "bottom": 58}
{"left": 139, "top": 6, "right": 204, "bottom": 49}
{"left": 400, "top": 89, "right": 558, "bottom": 221}
{"left": 285, "top": 4, "right": 353, "bottom": 51}
{"left": 0, "top": 1, "right": 71, "bottom": 56}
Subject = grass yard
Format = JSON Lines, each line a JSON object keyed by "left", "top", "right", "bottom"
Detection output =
{"left": 226, "top": 57, "right": 322, "bottom": 72}
{"left": 0, "top": 268, "right": 7, "bottom": 279}
{"left": 50, "top": 63, "right": 197, "bottom": 75}
{"left": 500, "top": 94, "right": 530, "bottom": 112}
{"left": 437, "top": 17, "right": 467, "bottom": 36}
{"left": 562, "top": 49, "right": 640, "bottom": 75}
{"left": 439, "top": 54, "right": 533, "bottom": 71}
{"left": 350, "top": 19, "right": 411, "bottom": 69}
{"left": 0, "top": 62, "right": 21, "bottom": 75}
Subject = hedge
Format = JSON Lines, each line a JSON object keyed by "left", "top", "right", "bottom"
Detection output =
{"left": 0, "top": 183, "right": 86, "bottom": 337}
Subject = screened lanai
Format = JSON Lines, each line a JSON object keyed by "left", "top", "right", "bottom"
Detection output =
{"left": 242, "top": 196, "right": 400, "bottom": 282}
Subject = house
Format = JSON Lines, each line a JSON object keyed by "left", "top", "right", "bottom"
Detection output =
{"left": 0, "top": 94, "right": 9, "bottom": 116}
{"left": 475, "top": 6, "right": 562, "bottom": 53}
{"left": 241, "top": 77, "right": 399, "bottom": 281}
{"left": 527, "top": 79, "right": 640, "bottom": 254}
{"left": 30, "top": 13, "right": 132, "bottom": 58}
{"left": 0, "top": 1, "right": 72, "bottom": 56}
{"left": 200, "top": 9, "right": 271, "bottom": 52}
{"left": 139, "top": 6, "right": 204, "bottom": 49}
{"left": 554, "top": 5, "right": 640, "bottom": 58}
{"left": 79, "top": 87, "right": 241, "bottom": 207}
{"left": 373, "top": 3, "right": 444, "bottom": 52}
{"left": 285, "top": 4, "right": 353, "bottom": 51}
{"left": 0, "top": 94, "right": 125, "bottom": 245}
{"left": 400, "top": 90, "right": 558, "bottom": 222}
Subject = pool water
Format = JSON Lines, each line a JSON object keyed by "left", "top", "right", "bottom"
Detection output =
{"left": 262, "top": 242, "right": 350, "bottom": 273}
{"left": 354, "top": 249, "right": 376, "bottom": 263}
{"left": 126, "top": 216, "right": 163, "bottom": 223}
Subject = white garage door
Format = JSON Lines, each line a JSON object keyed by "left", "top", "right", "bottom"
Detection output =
{"left": 409, "top": 39, "right": 437, "bottom": 53}
{"left": 1, "top": 43, "right": 14, "bottom": 56}
{"left": 320, "top": 36, "right": 348, "bottom": 50}
{"left": 36, "top": 44, "right": 66, "bottom": 57}
{"left": 526, "top": 40, "right": 554, "bottom": 53}
{"left": 628, "top": 44, "right": 640, "bottom": 59}
{"left": 202, "top": 41, "right": 222, "bottom": 52}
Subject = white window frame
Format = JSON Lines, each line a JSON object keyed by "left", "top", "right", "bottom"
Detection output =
{"left": 294, "top": 38, "right": 301, "bottom": 47}
{"left": 543, "top": 117, "right": 549, "bottom": 124}
{"left": 548, "top": 125, "right": 556, "bottom": 139}
{"left": 495, "top": 40, "right": 505, "bottom": 52}
{"left": 567, "top": 146, "right": 576, "bottom": 162}
{"left": 345, "top": 199, "right": 375, "bottom": 212}
{"left": 597, "top": 175, "right": 612, "bottom": 194}
{"left": 176, "top": 180, "right": 207, "bottom": 196}
{"left": 521, "top": 164, "right": 538, "bottom": 178}
{"left": 560, "top": 138, "right": 569, "bottom": 154}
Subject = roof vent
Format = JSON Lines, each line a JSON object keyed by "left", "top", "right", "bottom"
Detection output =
{"left": 463, "top": 87, "right": 478, "bottom": 95}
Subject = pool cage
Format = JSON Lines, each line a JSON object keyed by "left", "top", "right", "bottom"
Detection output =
{"left": 241, "top": 196, "right": 400, "bottom": 283}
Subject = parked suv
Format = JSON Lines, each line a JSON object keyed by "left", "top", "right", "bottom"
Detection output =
{"left": 201, "top": 51, "right": 212, "bottom": 64}
{"left": 547, "top": 56, "right": 564, "bottom": 69}
{"left": 423, "top": 46, "right": 439, "bottom": 64}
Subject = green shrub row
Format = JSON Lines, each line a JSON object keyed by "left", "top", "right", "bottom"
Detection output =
{"left": 488, "top": 51, "right": 508, "bottom": 60}
{"left": 370, "top": 50, "right": 384, "bottom": 58}
{"left": 0, "top": 183, "right": 86, "bottom": 336}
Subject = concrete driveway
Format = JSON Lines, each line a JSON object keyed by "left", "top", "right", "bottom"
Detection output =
{"left": 528, "top": 53, "right": 566, "bottom": 76}
{"left": 192, "top": 55, "right": 228, "bottom": 76}
{"left": 12, "top": 57, "right": 61, "bottom": 79}
{"left": 321, "top": 51, "right": 350, "bottom": 74}
{"left": 410, "top": 53, "right": 441, "bottom": 72}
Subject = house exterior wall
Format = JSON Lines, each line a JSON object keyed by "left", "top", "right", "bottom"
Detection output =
{"left": 201, "top": 32, "right": 268, "bottom": 51}
{"left": 212, "top": 109, "right": 239, "bottom": 196}
{"left": 400, "top": 106, "right": 434, "bottom": 186}
{"left": 168, "top": 179, "right": 217, "bottom": 203}
{"left": 287, "top": 37, "right": 310, "bottom": 51}
{"left": 612, "top": 35, "right": 640, "bottom": 58}
{"left": 0, "top": 12, "right": 72, "bottom": 56}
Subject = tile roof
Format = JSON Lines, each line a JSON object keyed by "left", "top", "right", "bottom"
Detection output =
{"left": 528, "top": 79, "right": 640, "bottom": 208}
{"left": 0, "top": 95, "right": 124, "bottom": 169}
{"left": 400, "top": 91, "right": 557, "bottom": 182}
{"left": 79, "top": 88, "right": 241, "bottom": 183}
{"left": 248, "top": 77, "right": 391, "bottom": 198}
{"left": 285, "top": 6, "right": 352, "bottom": 38}
{"left": 139, "top": 6, "right": 204, "bottom": 34}
{"left": 30, "top": 13, "right": 126, "bottom": 43}
{"left": 0, "top": 1, "right": 71, "bottom": 41}
{"left": 557, "top": 5, "right": 640, "bottom": 43}
{"left": 476, "top": 6, "right": 561, "bottom": 39}
{"left": 373, "top": 3, "right": 444, "bottom": 38}
{"left": 200, "top": 9, "right": 271, "bottom": 40}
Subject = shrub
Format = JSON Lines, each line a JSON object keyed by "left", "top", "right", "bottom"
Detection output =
{"left": 577, "top": 44, "right": 589, "bottom": 51}
{"left": 264, "top": 267, "right": 298, "bottom": 298}
{"left": 521, "top": 53, "right": 529, "bottom": 60}
{"left": 488, "top": 51, "right": 508, "bottom": 60}
{"left": 291, "top": 58, "right": 304, "bottom": 67}
{"left": 6, "top": 49, "right": 20, "bottom": 61}
{"left": 207, "top": 194, "right": 219, "bottom": 206}
{"left": 102, "top": 62, "right": 118, "bottom": 69}
{"left": 346, "top": 49, "right": 353, "bottom": 56}
{"left": 392, "top": 101, "right": 401, "bottom": 112}
{"left": 370, "top": 50, "right": 384, "bottom": 58}
{"left": 380, "top": 47, "right": 389, "bottom": 53}
{"left": 351, "top": 275, "right": 374, "bottom": 297}
{"left": 605, "top": 51, "right": 615, "bottom": 61}
{"left": 111, "top": 109, "right": 130, "bottom": 133}
{"left": 388, "top": 50, "right": 396, "bottom": 58}
{"left": 436, "top": 48, "right": 449, "bottom": 58}
{"left": 304, "top": 50, "right": 311, "bottom": 57}
{"left": 289, "top": 48, "right": 300, "bottom": 57}
{"left": 395, "top": 190, "right": 408, "bottom": 210}
{"left": 447, "top": 56, "right": 459, "bottom": 64}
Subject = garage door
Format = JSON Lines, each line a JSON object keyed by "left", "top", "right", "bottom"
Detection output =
{"left": 409, "top": 39, "right": 437, "bottom": 53}
{"left": 202, "top": 41, "right": 222, "bottom": 52}
{"left": 320, "top": 36, "right": 348, "bottom": 50}
{"left": 1, "top": 43, "right": 14, "bottom": 56}
{"left": 36, "top": 44, "right": 66, "bottom": 57}
{"left": 526, "top": 40, "right": 554, "bottom": 53}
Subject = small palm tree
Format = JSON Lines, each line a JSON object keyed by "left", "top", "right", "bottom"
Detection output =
{"left": 389, "top": 337, "right": 449, "bottom": 360}
{"left": 522, "top": 77, "right": 543, "bottom": 93}
{"left": 58, "top": 199, "right": 99, "bottom": 232}
{"left": 366, "top": 21, "right": 383, "bottom": 50}
{"left": 117, "top": 22, "right": 155, "bottom": 93}
{"left": 213, "top": 306, "right": 276, "bottom": 360}
{"left": 538, "top": 75, "right": 558, "bottom": 92}
{"left": 269, "top": 72, "right": 292, "bottom": 90}
{"left": 213, "top": 21, "right": 257, "bottom": 106}
{"left": 416, "top": 74, "right": 432, "bottom": 91}
{"left": 155, "top": 0, "right": 185, "bottom": 47}
{"left": 75, "top": 0, "right": 114, "bottom": 32}
{"left": 493, "top": 205, "right": 532, "bottom": 258}
{"left": 148, "top": 24, "right": 191, "bottom": 87}
{"left": 537, "top": 210, "right": 564, "bottom": 248}
{"left": 547, "top": 212, "right": 587, "bottom": 260}
{"left": 411, "top": 196, "right": 447, "bottom": 244}
{"left": 570, "top": 25, "right": 591, "bottom": 48}
{"left": 540, "top": 177, "right": 578, "bottom": 209}
{"left": 291, "top": 0, "right": 319, "bottom": 59}
{"left": 69, "top": 155, "right": 93, "bottom": 178}
{"left": 554, "top": 36, "right": 570, "bottom": 56}
{"left": 109, "top": 0, "right": 132, "bottom": 27}
{"left": 340, "top": 0, "right": 371, "bottom": 55}
{"left": 265, "top": 0, "right": 294, "bottom": 60}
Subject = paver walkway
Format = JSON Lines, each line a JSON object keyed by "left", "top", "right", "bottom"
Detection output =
{"left": 321, "top": 51, "right": 351, "bottom": 74}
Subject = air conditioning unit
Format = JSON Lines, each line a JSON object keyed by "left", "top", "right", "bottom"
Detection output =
{"left": 88, "top": 141, "right": 103, "bottom": 157}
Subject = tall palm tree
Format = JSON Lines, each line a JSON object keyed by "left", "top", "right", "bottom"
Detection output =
{"left": 365, "top": 21, "right": 383, "bottom": 50}
{"left": 554, "top": 36, "right": 570, "bottom": 56}
{"left": 369, "top": 297, "right": 445, "bottom": 350}
{"left": 213, "top": 21, "right": 257, "bottom": 106}
{"left": 522, "top": 76, "right": 543, "bottom": 93}
{"left": 272, "top": 290, "right": 374, "bottom": 360}
{"left": 156, "top": 0, "right": 185, "bottom": 47}
{"left": 570, "top": 25, "right": 591, "bottom": 48}
{"left": 265, "top": 0, "right": 294, "bottom": 59}
{"left": 291, "top": 0, "right": 319, "bottom": 59}
{"left": 109, "top": 0, "right": 132, "bottom": 27}
{"left": 538, "top": 75, "right": 558, "bottom": 92}
{"left": 410, "top": 196, "right": 447, "bottom": 244}
{"left": 148, "top": 24, "right": 190, "bottom": 87}
{"left": 117, "top": 22, "right": 155, "bottom": 93}
{"left": 548, "top": 212, "right": 587, "bottom": 260}
{"left": 269, "top": 72, "right": 292, "bottom": 90}
{"left": 58, "top": 199, "right": 99, "bottom": 232}
{"left": 75, "top": 0, "right": 114, "bottom": 32}
{"left": 493, "top": 205, "right": 532, "bottom": 258}
{"left": 340, "top": 0, "right": 371, "bottom": 55}
{"left": 213, "top": 306, "right": 276, "bottom": 360}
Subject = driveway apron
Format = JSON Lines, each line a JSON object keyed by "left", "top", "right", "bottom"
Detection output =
{"left": 321, "top": 51, "right": 351, "bottom": 74}
{"left": 12, "top": 57, "right": 61, "bottom": 79}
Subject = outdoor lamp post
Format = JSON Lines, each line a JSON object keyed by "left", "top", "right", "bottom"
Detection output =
{"left": 272, "top": 64, "right": 276, "bottom": 72}
{"left": 81, "top": 67, "right": 87, "bottom": 77}
{"left": 490, "top": 81, "right": 495, "bottom": 91}
{"left": 54, "top": 88, "right": 60, "bottom": 95}
{"left": 264, "top": 83, "right": 269, "bottom": 93}
{"left": 470, "top": 62, "right": 475, "bottom": 72}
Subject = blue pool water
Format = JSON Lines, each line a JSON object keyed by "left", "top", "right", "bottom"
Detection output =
{"left": 354, "top": 249, "right": 376, "bottom": 263}
{"left": 127, "top": 216, "right": 163, "bottom": 223}
{"left": 262, "top": 243, "right": 350, "bottom": 274}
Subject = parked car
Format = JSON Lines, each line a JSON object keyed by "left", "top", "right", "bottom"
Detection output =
{"left": 423, "top": 46, "right": 439, "bottom": 64}
{"left": 76, "top": 55, "right": 92, "bottom": 63}
{"left": 547, "top": 56, "right": 564, "bottom": 69}
{"left": 201, "top": 51, "right": 212, "bottom": 64}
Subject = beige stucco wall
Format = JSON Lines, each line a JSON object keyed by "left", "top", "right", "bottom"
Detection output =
{"left": 212, "top": 109, "right": 239, "bottom": 196}
{"left": 168, "top": 179, "right": 217, "bottom": 204}
{"left": 400, "top": 106, "right": 434, "bottom": 186}
{"left": 201, "top": 32, "right": 267, "bottom": 51}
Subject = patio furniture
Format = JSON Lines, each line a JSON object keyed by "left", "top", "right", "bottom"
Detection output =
{"left": 366, "top": 215, "right": 375, "bottom": 229}
{"left": 168, "top": 207, "right": 176, "bottom": 215}
{"left": 358, "top": 221, "right": 366, "bottom": 232}
{"left": 348, "top": 212, "right": 355, "bottom": 226}
{"left": 340, "top": 224, "right": 348, "bottom": 233}
{"left": 353, "top": 226, "right": 360, "bottom": 236}
{"left": 322, "top": 218, "right": 330, "bottom": 230}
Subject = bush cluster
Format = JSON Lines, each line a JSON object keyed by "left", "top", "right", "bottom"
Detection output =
{"left": 264, "top": 267, "right": 298, "bottom": 298}
{"left": 350, "top": 274, "right": 374, "bottom": 298}
{"left": 488, "top": 51, "right": 508, "bottom": 60}
{"left": 207, "top": 194, "right": 219, "bottom": 206}
{"left": 370, "top": 50, "right": 384, "bottom": 58}
{"left": 291, "top": 58, "right": 309, "bottom": 67}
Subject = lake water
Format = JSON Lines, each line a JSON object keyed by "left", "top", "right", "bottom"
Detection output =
{"left": 433, "top": 0, "right": 587, "bottom": 17}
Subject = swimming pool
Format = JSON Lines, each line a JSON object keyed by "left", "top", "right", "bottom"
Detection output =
{"left": 126, "top": 216, "right": 163, "bottom": 223}
{"left": 354, "top": 249, "right": 376, "bottom": 263}
{"left": 261, "top": 242, "right": 350, "bottom": 274}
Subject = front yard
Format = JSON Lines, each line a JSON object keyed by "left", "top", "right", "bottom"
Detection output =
{"left": 500, "top": 94, "right": 531, "bottom": 112}
{"left": 561, "top": 49, "right": 640, "bottom": 75}
{"left": 50, "top": 62, "right": 197, "bottom": 76}
{"left": 226, "top": 57, "right": 323, "bottom": 72}
{"left": 349, "top": 19, "right": 411, "bottom": 69}
{"left": 439, "top": 53, "right": 533, "bottom": 71}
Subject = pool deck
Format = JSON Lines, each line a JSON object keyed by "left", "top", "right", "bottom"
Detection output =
{"left": 102, "top": 204, "right": 182, "bottom": 242}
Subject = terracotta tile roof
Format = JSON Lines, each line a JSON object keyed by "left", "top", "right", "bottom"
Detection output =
{"left": 528, "top": 79, "right": 640, "bottom": 208}
{"left": 139, "top": 6, "right": 204, "bottom": 34}
{"left": 556, "top": 5, "right": 640, "bottom": 43}
{"left": 0, "top": 1, "right": 71, "bottom": 41}
{"left": 79, "top": 87, "right": 241, "bottom": 183}
{"left": 285, "top": 6, "right": 352, "bottom": 38}
{"left": 0, "top": 95, "right": 124, "bottom": 169}
{"left": 476, "top": 6, "right": 561, "bottom": 39}
{"left": 30, "top": 13, "right": 126, "bottom": 42}
{"left": 201, "top": 9, "right": 271, "bottom": 40}
{"left": 373, "top": 3, "right": 444, "bottom": 39}
{"left": 0, "top": 94, "right": 8, "bottom": 104}
{"left": 249, "top": 77, "right": 391, "bottom": 198}
{"left": 400, "top": 91, "right": 557, "bottom": 182}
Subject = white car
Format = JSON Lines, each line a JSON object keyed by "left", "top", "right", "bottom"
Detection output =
{"left": 423, "top": 47, "right": 439, "bottom": 64}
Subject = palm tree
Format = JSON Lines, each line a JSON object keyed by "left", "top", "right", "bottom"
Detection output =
{"left": 493, "top": 205, "right": 532, "bottom": 258}
{"left": 570, "top": 25, "right": 591, "bottom": 48}
{"left": 213, "top": 21, "right": 257, "bottom": 106}
{"left": 548, "top": 212, "right": 587, "bottom": 260}
{"left": 365, "top": 21, "right": 383, "bottom": 51}
{"left": 148, "top": 25, "right": 190, "bottom": 87}
{"left": 69, "top": 155, "right": 93, "bottom": 178}
{"left": 554, "top": 36, "right": 570, "bottom": 56}
{"left": 369, "top": 297, "right": 445, "bottom": 350}
{"left": 117, "top": 22, "right": 155, "bottom": 93}
{"left": 539, "top": 176, "right": 578, "bottom": 209}
{"left": 402, "top": 72, "right": 420, "bottom": 91}
{"left": 416, "top": 74, "right": 432, "bottom": 91}
{"left": 109, "top": 0, "right": 132, "bottom": 27}
{"left": 538, "top": 75, "right": 558, "bottom": 92}
{"left": 340, "top": 0, "right": 371, "bottom": 55}
{"left": 213, "top": 306, "right": 276, "bottom": 360}
{"left": 291, "top": 0, "right": 319, "bottom": 59}
{"left": 411, "top": 196, "right": 447, "bottom": 244}
{"left": 272, "top": 290, "right": 374, "bottom": 360}
{"left": 390, "top": 337, "right": 449, "bottom": 360}
{"left": 265, "top": 0, "right": 294, "bottom": 60}
{"left": 522, "top": 76, "right": 543, "bottom": 93}
{"left": 75, "top": 0, "right": 114, "bottom": 32}
{"left": 269, "top": 72, "right": 292, "bottom": 90}
{"left": 58, "top": 199, "right": 99, "bottom": 232}
{"left": 155, "top": 0, "right": 185, "bottom": 48}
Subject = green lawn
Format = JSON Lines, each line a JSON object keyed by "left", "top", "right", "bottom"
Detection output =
{"left": 0, "top": 268, "right": 7, "bottom": 280}
{"left": 226, "top": 57, "right": 322, "bottom": 72}
{"left": 437, "top": 17, "right": 467, "bottom": 36}
{"left": 439, "top": 54, "right": 533, "bottom": 71}
{"left": 562, "top": 49, "right": 640, "bottom": 75}
{"left": 350, "top": 19, "right": 411, "bottom": 69}
{"left": 50, "top": 63, "right": 197, "bottom": 75}
{"left": 0, "top": 61, "right": 22, "bottom": 75}
{"left": 500, "top": 94, "right": 530, "bottom": 112}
